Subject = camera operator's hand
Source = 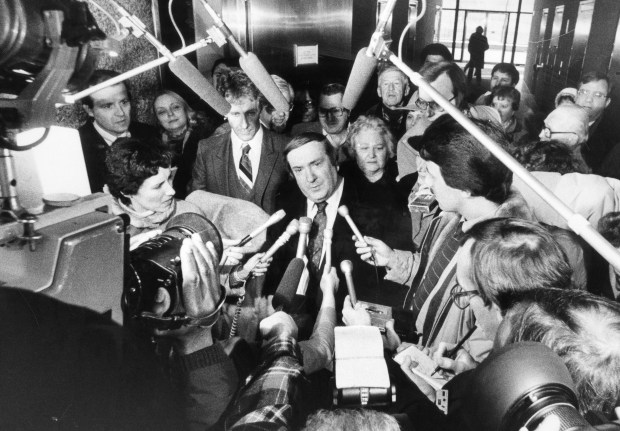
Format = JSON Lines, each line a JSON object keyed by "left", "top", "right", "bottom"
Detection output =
{"left": 259, "top": 311, "right": 298, "bottom": 340}
{"left": 152, "top": 233, "right": 222, "bottom": 354}
{"left": 342, "top": 295, "right": 371, "bottom": 326}
{"left": 354, "top": 235, "right": 393, "bottom": 267}
{"left": 432, "top": 342, "right": 478, "bottom": 375}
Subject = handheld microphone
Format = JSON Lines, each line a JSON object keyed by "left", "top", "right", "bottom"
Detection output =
{"left": 296, "top": 217, "right": 312, "bottom": 259}
{"left": 198, "top": 0, "right": 289, "bottom": 112}
{"left": 237, "top": 209, "right": 286, "bottom": 247}
{"left": 260, "top": 219, "right": 299, "bottom": 263}
{"left": 340, "top": 260, "right": 357, "bottom": 305}
{"left": 337, "top": 205, "right": 367, "bottom": 247}
{"left": 322, "top": 228, "right": 333, "bottom": 276}
{"left": 272, "top": 258, "right": 305, "bottom": 312}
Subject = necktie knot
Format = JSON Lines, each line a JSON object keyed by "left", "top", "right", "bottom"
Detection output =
{"left": 242, "top": 143, "right": 251, "bottom": 155}
{"left": 316, "top": 201, "right": 328, "bottom": 213}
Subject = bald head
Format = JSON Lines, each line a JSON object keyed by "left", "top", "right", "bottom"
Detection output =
{"left": 540, "top": 104, "right": 589, "bottom": 147}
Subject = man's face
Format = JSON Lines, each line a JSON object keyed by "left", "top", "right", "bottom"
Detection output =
{"left": 318, "top": 93, "right": 348, "bottom": 135}
{"left": 377, "top": 70, "right": 409, "bottom": 108}
{"left": 287, "top": 140, "right": 339, "bottom": 203}
{"left": 492, "top": 96, "right": 516, "bottom": 124}
{"left": 417, "top": 72, "right": 456, "bottom": 122}
{"left": 84, "top": 83, "right": 131, "bottom": 136}
{"left": 421, "top": 160, "right": 466, "bottom": 212}
{"left": 490, "top": 71, "right": 514, "bottom": 90}
{"left": 129, "top": 167, "right": 175, "bottom": 214}
{"left": 539, "top": 109, "right": 585, "bottom": 146}
{"left": 576, "top": 79, "right": 610, "bottom": 123}
{"left": 226, "top": 96, "right": 261, "bottom": 141}
{"left": 260, "top": 89, "right": 292, "bottom": 133}
{"left": 353, "top": 129, "right": 388, "bottom": 179}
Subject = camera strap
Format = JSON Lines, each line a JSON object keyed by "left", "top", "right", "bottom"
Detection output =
{"left": 139, "top": 285, "right": 227, "bottom": 330}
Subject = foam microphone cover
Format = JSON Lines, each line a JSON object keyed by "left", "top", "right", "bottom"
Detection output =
{"left": 342, "top": 48, "right": 378, "bottom": 111}
{"left": 168, "top": 56, "right": 231, "bottom": 117}
{"left": 239, "top": 52, "right": 290, "bottom": 112}
{"left": 272, "top": 257, "right": 305, "bottom": 312}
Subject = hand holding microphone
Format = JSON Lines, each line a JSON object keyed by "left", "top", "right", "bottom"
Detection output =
{"left": 337, "top": 205, "right": 380, "bottom": 266}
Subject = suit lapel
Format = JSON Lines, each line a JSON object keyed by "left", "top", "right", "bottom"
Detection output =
{"left": 253, "top": 129, "right": 278, "bottom": 204}
{"left": 215, "top": 134, "right": 232, "bottom": 196}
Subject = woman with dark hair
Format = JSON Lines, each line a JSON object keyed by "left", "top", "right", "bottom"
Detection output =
{"left": 153, "top": 90, "right": 214, "bottom": 198}
{"left": 105, "top": 137, "right": 202, "bottom": 238}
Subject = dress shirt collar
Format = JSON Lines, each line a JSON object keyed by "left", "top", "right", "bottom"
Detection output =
{"left": 231, "top": 126, "right": 264, "bottom": 150}
{"left": 306, "top": 177, "right": 345, "bottom": 228}
{"left": 93, "top": 121, "right": 130, "bottom": 146}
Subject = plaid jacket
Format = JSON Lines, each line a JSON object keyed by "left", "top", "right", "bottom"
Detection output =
{"left": 224, "top": 335, "right": 309, "bottom": 431}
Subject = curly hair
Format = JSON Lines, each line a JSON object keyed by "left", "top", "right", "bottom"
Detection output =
{"left": 501, "top": 288, "right": 620, "bottom": 416}
{"left": 347, "top": 115, "right": 395, "bottom": 158}
{"left": 222, "top": 69, "right": 262, "bottom": 106}
{"left": 105, "top": 138, "right": 172, "bottom": 206}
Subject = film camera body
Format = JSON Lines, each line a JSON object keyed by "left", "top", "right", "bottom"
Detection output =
{"left": 123, "top": 213, "right": 223, "bottom": 330}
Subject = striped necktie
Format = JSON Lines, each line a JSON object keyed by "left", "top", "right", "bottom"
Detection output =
{"left": 308, "top": 201, "right": 328, "bottom": 275}
{"left": 239, "top": 142, "right": 253, "bottom": 185}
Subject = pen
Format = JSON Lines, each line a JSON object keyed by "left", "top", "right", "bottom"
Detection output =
{"left": 430, "top": 324, "right": 477, "bottom": 376}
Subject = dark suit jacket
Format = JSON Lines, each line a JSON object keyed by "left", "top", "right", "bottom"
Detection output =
{"left": 191, "top": 127, "right": 288, "bottom": 214}
{"left": 78, "top": 120, "right": 158, "bottom": 193}
{"left": 265, "top": 177, "right": 407, "bottom": 319}
{"left": 582, "top": 110, "right": 620, "bottom": 173}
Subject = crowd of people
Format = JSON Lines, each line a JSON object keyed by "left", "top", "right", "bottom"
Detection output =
{"left": 6, "top": 42, "right": 620, "bottom": 430}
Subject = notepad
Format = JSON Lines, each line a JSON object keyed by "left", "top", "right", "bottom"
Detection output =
{"left": 334, "top": 326, "right": 390, "bottom": 389}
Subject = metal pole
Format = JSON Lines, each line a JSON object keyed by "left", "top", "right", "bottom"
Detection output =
{"left": 65, "top": 39, "right": 212, "bottom": 103}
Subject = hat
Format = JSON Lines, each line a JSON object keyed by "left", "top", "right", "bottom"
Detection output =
{"left": 467, "top": 105, "right": 502, "bottom": 126}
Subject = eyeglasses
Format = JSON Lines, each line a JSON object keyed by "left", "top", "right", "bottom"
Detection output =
{"left": 541, "top": 127, "right": 578, "bottom": 140}
{"left": 414, "top": 95, "right": 455, "bottom": 113}
{"left": 577, "top": 88, "right": 608, "bottom": 100}
{"left": 318, "top": 107, "right": 347, "bottom": 118}
{"left": 451, "top": 284, "right": 480, "bottom": 309}
{"left": 296, "top": 100, "right": 315, "bottom": 108}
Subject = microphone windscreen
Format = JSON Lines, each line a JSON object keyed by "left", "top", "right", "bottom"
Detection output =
{"left": 239, "top": 53, "right": 290, "bottom": 112}
{"left": 272, "top": 258, "right": 305, "bottom": 312}
{"left": 342, "top": 48, "right": 378, "bottom": 111}
{"left": 168, "top": 56, "right": 231, "bottom": 117}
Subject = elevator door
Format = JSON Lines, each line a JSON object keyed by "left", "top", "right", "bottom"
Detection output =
{"left": 532, "top": 8, "right": 549, "bottom": 102}
{"left": 567, "top": 0, "right": 595, "bottom": 87}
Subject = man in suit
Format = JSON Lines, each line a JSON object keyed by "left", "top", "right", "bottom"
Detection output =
{"left": 79, "top": 69, "right": 158, "bottom": 193}
{"left": 191, "top": 70, "right": 288, "bottom": 214}
{"left": 290, "top": 83, "right": 350, "bottom": 150}
{"left": 267, "top": 132, "right": 395, "bottom": 320}
{"left": 366, "top": 64, "right": 411, "bottom": 139}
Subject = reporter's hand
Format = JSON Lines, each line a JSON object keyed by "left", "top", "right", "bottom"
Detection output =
{"left": 234, "top": 252, "right": 271, "bottom": 280}
{"left": 259, "top": 310, "right": 298, "bottom": 340}
{"left": 354, "top": 235, "right": 393, "bottom": 267}
{"left": 383, "top": 319, "right": 402, "bottom": 352}
{"left": 342, "top": 295, "right": 371, "bottom": 326}
{"left": 399, "top": 356, "right": 437, "bottom": 402}
{"left": 320, "top": 267, "right": 339, "bottom": 296}
{"left": 221, "top": 238, "right": 245, "bottom": 267}
{"left": 129, "top": 229, "right": 162, "bottom": 251}
{"left": 432, "top": 342, "right": 478, "bottom": 375}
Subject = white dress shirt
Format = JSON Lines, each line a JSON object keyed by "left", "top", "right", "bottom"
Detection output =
{"left": 93, "top": 121, "right": 130, "bottom": 146}
{"left": 231, "top": 127, "right": 264, "bottom": 187}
